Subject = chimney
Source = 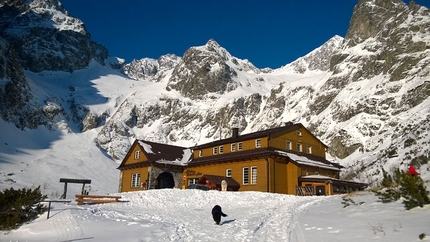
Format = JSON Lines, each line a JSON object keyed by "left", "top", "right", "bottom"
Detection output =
{"left": 285, "top": 121, "right": 293, "bottom": 126}
{"left": 232, "top": 128, "right": 239, "bottom": 138}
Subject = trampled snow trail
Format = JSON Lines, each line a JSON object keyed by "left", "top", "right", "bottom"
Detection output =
{"left": 71, "top": 189, "right": 328, "bottom": 242}
{"left": 3, "top": 189, "right": 329, "bottom": 242}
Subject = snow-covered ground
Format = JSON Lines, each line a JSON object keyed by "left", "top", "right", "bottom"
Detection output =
{"left": 2, "top": 190, "right": 429, "bottom": 242}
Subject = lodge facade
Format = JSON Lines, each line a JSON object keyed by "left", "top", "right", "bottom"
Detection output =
{"left": 117, "top": 122, "right": 367, "bottom": 195}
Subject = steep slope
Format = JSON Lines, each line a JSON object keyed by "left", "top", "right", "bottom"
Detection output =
{"left": 98, "top": 0, "right": 430, "bottom": 187}
{"left": 0, "top": 0, "right": 429, "bottom": 196}
{"left": 0, "top": 0, "right": 110, "bottom": 130}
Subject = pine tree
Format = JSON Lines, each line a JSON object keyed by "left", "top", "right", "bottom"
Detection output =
{"left": 400, "top": 173, "right": 430, "bottom": 210}
{"left": 375, "top": 168, "right": 430, "bottom": 210}
{"left": 0, "top": 186, "right": 47, "bottom": 229}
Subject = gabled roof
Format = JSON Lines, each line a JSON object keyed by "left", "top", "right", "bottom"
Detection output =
{"left": 192, "top": 122, "right": 328, "bottom": 149}
{"left": 118, "top": 140, "right": 192, "bottom": 169}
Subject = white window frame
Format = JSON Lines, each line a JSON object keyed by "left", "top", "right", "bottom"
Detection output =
{"left": 286, "top": 140, "right": 291, "bottom": 150}
{"left": 131, "top": 173, "right": 141, "bottom": 188}
{"left": 226, "top": 168, "right": 232, "bottom": 177}
{"left": 219, "top": 145, "right": 224, "bottom": 154}
{"left": 242, "top": 167, "right": 249, "bottom": 185}
{"left": 297, "top": 143, "right": 302, "bottom": 152}
{"left": 213, "top": 147, "right": 218, "bottom": 155}
{"left": 134, "top": 150, "right": 140, "bottom": 159}
{"left": 297, "top": 130, "right": 302, "bottom": 136}
{"left": 231, "top": 143, "right": 236, "bottom": 152}
{"left": 251, "top": 166, "right": 257, "bottom": 184}
{"left": 188, "top": 178, "right": 200, "bottom": 185}
{"left": 307, "top": 145, "right": 312, "bottom": 154}
{"left": 198, "top": 150, "right": 203, "bottom": 157}
{"left": 255, "top": 139, "right": 261, "bottom": 148}
{"left": 238, "top": 142, "right": 243, "bottom": 151}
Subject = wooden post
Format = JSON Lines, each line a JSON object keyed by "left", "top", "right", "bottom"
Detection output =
{"left": 59, "top": 178, "right": 91, "bottom": 199}
{"left": 47, "top": 201, "right": 52, "bottom": 219}
{"left": 61, "top": 182, "right": 68, "bottom": 199}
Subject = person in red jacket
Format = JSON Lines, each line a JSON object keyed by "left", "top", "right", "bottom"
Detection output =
{"left": 408, "top": 165, "right": 419, "bottom": 176}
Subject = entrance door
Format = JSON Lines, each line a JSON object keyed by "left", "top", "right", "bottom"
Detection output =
{"left": 316, "top": 186, "right": 326, "bottom": 196}
{"left": 156, "top": 172, "right": 175, "bottom": 189}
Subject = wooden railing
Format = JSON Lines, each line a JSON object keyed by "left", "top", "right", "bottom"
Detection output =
{"left": 75, "top": 195, "right": 122, "bottom": 205}
{"left": 296, "top": 186, "right": 314, "bottom": 196}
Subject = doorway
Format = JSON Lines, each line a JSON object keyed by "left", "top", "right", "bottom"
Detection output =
{"left": 155, "top": 172, "right": 175, "bottom": 189}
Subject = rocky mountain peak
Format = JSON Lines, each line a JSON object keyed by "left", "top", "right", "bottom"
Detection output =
{"left": 123, "top": 54, "right": 181, "bottom": 81}
{"left": 346, "top": 0, "right": 410, "bottom": 45}
{"left": 281, "top": 35, "right": 344, "bottom": 73}
{"left": 0, "top": 0, "right": 107, "bottom": 72}
{"left": 167, "top": 39, "right": 239, "bottom": 99}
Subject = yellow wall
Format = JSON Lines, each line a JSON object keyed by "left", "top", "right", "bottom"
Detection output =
{"left": 273, "top": 159, "right": 288, "bottom": 194}
{"left": 120, "top": 167, "right": 149, "bottom": 192}
{"left": 270, "top": 128, "right": 326, "bottom": 158}
{"left": 184, "top": 158, "right": 269, "bottom": 192}
{"left": 193, "top": 137, "right": 269, "bottom": 158}
{"left": 286, "top": 162, "right": 300, "bottom": 194}
{"left": 125, "top": 143, "right": 148, "bottom": 165}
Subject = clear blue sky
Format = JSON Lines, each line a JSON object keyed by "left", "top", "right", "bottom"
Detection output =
{"left": 58, "top": 0, "right": 415, "bottom": 69}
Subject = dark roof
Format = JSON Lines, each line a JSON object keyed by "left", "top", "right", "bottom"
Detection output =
{"left": 198, "top": 174, "right": 240, "bottom": 189}
{"left": 192, "top": 122, "right": 327, "bottom": 149}
{"left": 299, "top": 175, "right": 368, "bottom": 188}
{"left": 189, "top": 147, "right": 343, "bottom": 170}
{"left": 117, "top": 140, "right": 192, "bottom": 169}
{"left": 137, "top": 140, "right": 190, "bottom": 163}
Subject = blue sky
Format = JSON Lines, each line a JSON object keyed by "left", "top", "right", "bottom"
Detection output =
{"left": 59, "top": 0, "right": 413, "bottom": 69}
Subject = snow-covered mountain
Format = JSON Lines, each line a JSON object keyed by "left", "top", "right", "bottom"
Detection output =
{"left": 0, "top": 0, "right": 429, "bottom": 196}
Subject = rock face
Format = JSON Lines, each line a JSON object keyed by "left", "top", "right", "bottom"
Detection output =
{"left": 0, "top": 0, "right": 108, "bottom": 130}
{"left": 0, "top": 0, "right": 108, "bottom": 72}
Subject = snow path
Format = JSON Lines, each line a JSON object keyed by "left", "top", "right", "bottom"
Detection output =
{"left": 4, "top": 189, "right": 329, "bottom": 242}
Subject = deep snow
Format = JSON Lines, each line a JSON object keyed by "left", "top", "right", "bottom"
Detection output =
{"left": 2, "top": 190, "right": 429, "bottom": 242}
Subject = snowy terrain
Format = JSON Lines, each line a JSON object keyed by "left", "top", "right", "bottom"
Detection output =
{"left": 2, "top": 190, "right": 429, "bottom": 242}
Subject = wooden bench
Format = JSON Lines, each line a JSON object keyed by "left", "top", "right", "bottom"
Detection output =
{"left": 75, "top": 194, "right": 122, "bottom": 205}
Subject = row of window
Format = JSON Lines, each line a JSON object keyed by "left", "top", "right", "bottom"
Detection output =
{"left": 286, "top": 140, "right": 312, "bottom": 154}
{"left": 134, "top": 132, "right": 310, "bottom": 160}
{"left": 207, "top": 139, "right": 262, "bottom": 156}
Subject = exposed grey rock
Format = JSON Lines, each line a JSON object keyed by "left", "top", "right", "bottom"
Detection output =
{"left": 0, "top": 0, "right": 108, "bottom": 72}
{"left": 82, "top": 112, "right": 101, "bottom": 132}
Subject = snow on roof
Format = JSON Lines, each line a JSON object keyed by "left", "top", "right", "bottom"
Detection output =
{"left": 155, "top": 149, "right": 193, "bottom": 166}
{"left": 138, "top": 140, "right": 192, "bottom": 166}
{"left": 138, "top": 141, "right": 155, "bottom": 154}
{"left": 302, "top": 175, "right": 334, "bottom": 179}
{"left": 275, "top": 150, "right": 340, "bottom": 171}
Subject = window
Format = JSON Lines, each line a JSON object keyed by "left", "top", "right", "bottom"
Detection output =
{"left": 231, "top": 143, "right": 236, "bottom": 152}
{"left": 307, "top": 145, "right": 312, "bottom": 154}
{"left": 226, "top": 169, "right": 232, "bottom": 177}
{"left": 131, "top": 173, "right": 141, "bottom": 188}
{"left": 255, "top": 139, "right": 261, "bottom": 148}
{"left": 286, "top": 140, "right": 292, "bottom": 150}
{"left": 219, "top": 145, "right": 224, "bottom": 154}
{"left": 134, "top": 150, "right": 140, "bottom": 159}
{"left": 297, "top": 130, "right": 302, "bottom": 136}
{"left": 297, "top": 143, "right": 302, "bottom": 152}
{"left": 213, "top": 147, "right": 218, "bottom": 155}
{"left": 251, "top": 166, "right": 257, "bottom": 184}
{"left": 242, "top": 167, "right": 249, "bottom": 185}
{"left": 198, "top": 150, "right": 203, "bottom": 157}
{"left": 238, "top": 142, "right": 243, "bottom": 151}
{"left": 188, "top": 178, "right": 200, "bottom": 185}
